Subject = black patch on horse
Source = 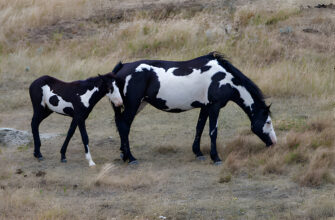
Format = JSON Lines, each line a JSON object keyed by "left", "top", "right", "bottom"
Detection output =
{"left": 49, "top": 95, "right": 59, "bottom": 106}
{"left": 167, "top": 108, "right": 184, "bottom": 113}
{"left": 63, "top": 107, "right": 74, "bottom": 116}
{"left": 191, "top": 101, "right": 206, "bottom": 108}
{"left": 172, "top": 67, "right": 193, "bottom": 76}
{"left": 200, "top": 65, "right": 211, "bottom": 73}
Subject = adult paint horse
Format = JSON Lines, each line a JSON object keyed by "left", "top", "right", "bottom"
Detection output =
{"left": 111, "top": 52, "right": 277, "bottom": 165}
{"left": 29, "top": 73, "right": 123, "bottom": 166}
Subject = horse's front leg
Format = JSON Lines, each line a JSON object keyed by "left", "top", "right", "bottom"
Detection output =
{"left": 77, "top": 120, "right": 95, "bottom": 167}
{"left": 114, "top": 104, "right": 141, "bottom": 164}
{"left": 60, "top": 119, "right": 78, "bottom": 163}
{"left": 192, "top": 107, "right": 209, "bottom": 160}
{"left": 208, "top": 104, "right": 222, "bottom": 165}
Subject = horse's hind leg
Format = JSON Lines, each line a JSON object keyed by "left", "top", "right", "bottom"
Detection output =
{"left": 31, "top": 108, "right": 52, "bottom": 160}
{"left": 192, "top": 107, "right": 209, "bottom": 160}
{"left": 60, "top": 119, "right": 77, "bottom": 163}
{"left": 77, "top": 120, "right": 95, "bottom": 166}
{"left": 208, "top": 104, "right": 222, "bottom": 165}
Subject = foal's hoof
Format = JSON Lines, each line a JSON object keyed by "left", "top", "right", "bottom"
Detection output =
{"left": 128, "top": 160, "right": 138, "bottom": 165}
{"left": 196, "top": 156, "right": 206, "bottom": 161}
{"left": 120, "top": 153, "right": 124, "bottom": 160}
{"left": 60, "top": 158, "right": 67, "bottom": 163}
{"left": 214, "top": 161, "right": 222, "bottom": 166}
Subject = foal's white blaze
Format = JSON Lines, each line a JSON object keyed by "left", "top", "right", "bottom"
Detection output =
{"left": 85, "top": 145, "right": 96, "bottom": 166}
{"left": 107, "top": 82, "right": 123, "bottom": 107}
{"left": 123, "top": 75, "right": 132, "bottom": 96}
{"left": 41, "top": 85, "right": 73, "bottom": 114}
{"left": 80, "top": 87, "right": 99, "bottom": 108}
{"left": 262, "top": 116, "right": 277, "bottom": 145}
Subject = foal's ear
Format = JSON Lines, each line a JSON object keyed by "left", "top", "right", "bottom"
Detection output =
{"left": 266, "top": 103, "right": 272, "bottom": 114}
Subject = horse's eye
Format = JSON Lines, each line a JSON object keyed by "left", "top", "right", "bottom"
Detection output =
{"left": 266, "top": 121, "right": 271, "bottom": 125}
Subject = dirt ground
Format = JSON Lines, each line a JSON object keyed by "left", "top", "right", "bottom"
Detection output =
{"left": 0, "top": 95, "right": 334, "bottom": 219}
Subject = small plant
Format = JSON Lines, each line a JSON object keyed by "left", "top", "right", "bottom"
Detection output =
{"left": 219, "top": 174, "right": 232, "bottom": 183}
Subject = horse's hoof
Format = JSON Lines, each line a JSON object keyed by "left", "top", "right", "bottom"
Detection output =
{"left": 214, "top": 161, "right": 222, "bottom": 166}
{"left": 60, "top": 158, "right": 67, "bottom": 163}
{"left": 128, "top": 160, "right": 138, "bottom": 165}
{"left": 120, "top": 153, "right": 124, "bottom": 160}
{"left": 196, "top": 156, "right": 206, "bottom": 161}
{"left": 37, "top": 156, "right": 44, "bottom": 161}
{"left": 34, "top": 153, "right": 43, "bottom": 161}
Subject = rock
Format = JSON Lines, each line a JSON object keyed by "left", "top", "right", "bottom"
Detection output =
{"left": 0, "top": 128, "right": 59, "bottom": 147}
{"left": 303, "top": 28, "right": 319, "bottom": 34}
{"left": 279, "top": 27, "right": 293, "bottom": 34}
{"left": 315, "top": 3, "right": 335, "bottom": 9}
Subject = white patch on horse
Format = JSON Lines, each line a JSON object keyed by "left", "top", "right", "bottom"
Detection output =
{"left": 85, "top": 145, "right": 96, "bottom": 166}
{"left": 217, "top": 64, "right": 254, "bottom": 111}
{"left": 40, "top": 85, "right": 73, "bottom": 114}
{"left": 210, "top": 120, "right": 218, "bottom": 136}
{"left": 262, "top": 116, "right": 277, "bottom": 145}
{"left": 123, "top": 75, "right": 132, "bottom": 96}
{"left": 136, "top": 61, "right": 227, "bottom": 110}
{"left": 80, "top": 87, "right": 99, "bottom": 108}
{"left": 107, "top": 82, "right": 123, "bottom": 107}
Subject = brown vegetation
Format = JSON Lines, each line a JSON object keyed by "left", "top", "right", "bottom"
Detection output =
{"left": 0, "top": 0, "right": 334, "bottom": 219}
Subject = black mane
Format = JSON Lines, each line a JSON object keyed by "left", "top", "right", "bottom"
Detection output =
{"left": 209, "top": 51, "right": 266, "bottom": 108}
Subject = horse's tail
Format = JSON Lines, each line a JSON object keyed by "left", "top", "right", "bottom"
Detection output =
{"left": 111, "top": 61, "right": 123, "bottom": 75}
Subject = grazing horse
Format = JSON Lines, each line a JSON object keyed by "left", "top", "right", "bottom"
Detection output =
{"left": 29, "top": 73, "right": 123, "bottom": 166}
{"left": 111, "top": 52, "right": 277, "bottom": 165}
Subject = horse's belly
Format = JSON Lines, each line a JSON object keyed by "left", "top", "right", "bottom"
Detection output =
{"left": 156, "top": 83, "right": 208, "bottom": 110}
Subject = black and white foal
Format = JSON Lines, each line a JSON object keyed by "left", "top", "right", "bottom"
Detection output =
{"left": 29, "top": 73, "right": 123, "bottom": 166}
{"left": 111, "top": 52, "right": 277, "bottom": 165}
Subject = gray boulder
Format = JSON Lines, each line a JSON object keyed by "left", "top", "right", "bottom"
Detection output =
{"left": 0, "top": 128, "right": 58, "bottom": 147}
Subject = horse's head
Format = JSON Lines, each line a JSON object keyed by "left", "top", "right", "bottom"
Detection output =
{"left": 251, "top": 104, "right": 277, "bottom": 147}
{"left": 99, "top": 74, "right": 123, "bottom": 107}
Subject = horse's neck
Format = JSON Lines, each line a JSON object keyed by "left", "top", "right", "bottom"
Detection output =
{"left": 229, "top": 89, "right": 261, "bottom": 121}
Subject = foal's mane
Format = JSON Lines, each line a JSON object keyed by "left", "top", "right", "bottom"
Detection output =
{"left": 209, "top": 51, "right": 266, "bottom": 107}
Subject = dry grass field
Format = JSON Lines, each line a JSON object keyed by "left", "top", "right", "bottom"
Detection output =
{"left": 0, "top": 0, "right": 334, "bottom": 219}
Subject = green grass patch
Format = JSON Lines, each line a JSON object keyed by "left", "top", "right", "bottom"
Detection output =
{"left": 285, "top": 152, "right": 308, "bottom": 164}
{"left": 17, "top": 145, "right": 30, "bottom": 152}
{"left": 265, "top": 10, "right": 300, "bottom": 25}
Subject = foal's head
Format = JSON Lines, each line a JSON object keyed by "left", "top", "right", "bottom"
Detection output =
{"left": 99, "top": 74, "right": 123, "bottom": 107}
{"left": 250, "top": 105, "right": 277, "bottom": 147}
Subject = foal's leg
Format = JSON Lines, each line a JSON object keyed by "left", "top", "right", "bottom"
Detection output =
{"left": 192, "top": 107, "right": 209, "bottom": 160}
{"left": 77, "top": 120, "right": 95, "bottom": 166}
{"left": 31, "top": 108, "right": 52, "bottom": 160}
{"left": 208, "top": 104, "right": 222, "bottom": 165}
{"left": 60, "top": 119, "right": 77, "bottom": 162}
